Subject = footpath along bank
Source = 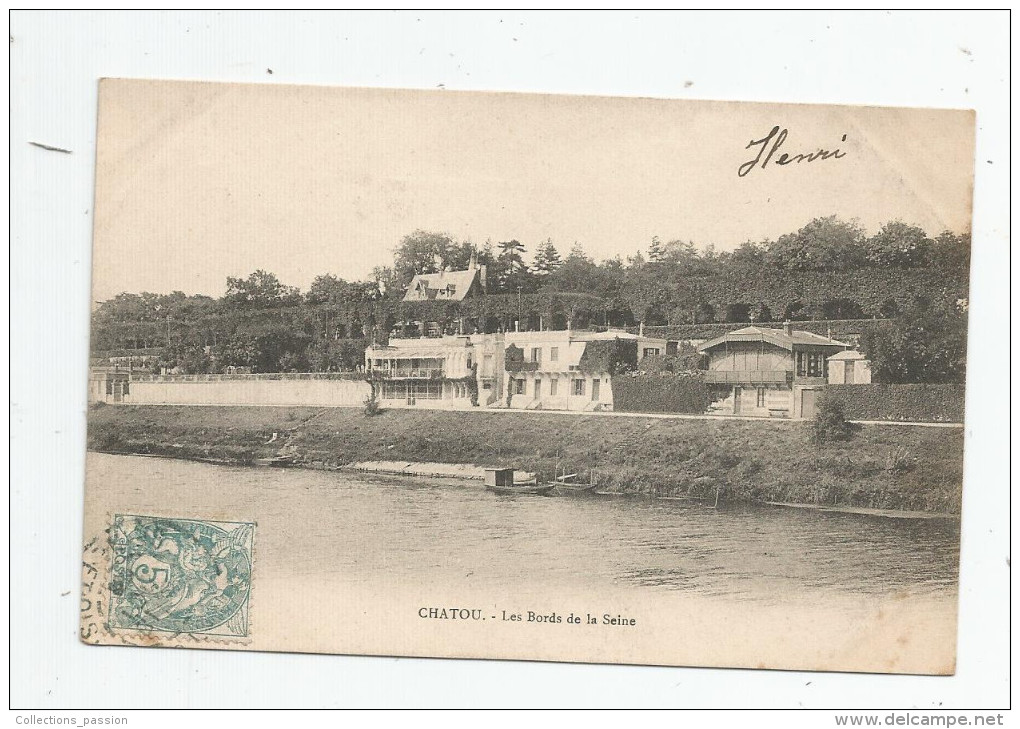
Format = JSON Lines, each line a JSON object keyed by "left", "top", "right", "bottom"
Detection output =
{"left": 87, "top": 404, "right": 964, "bottom": 514}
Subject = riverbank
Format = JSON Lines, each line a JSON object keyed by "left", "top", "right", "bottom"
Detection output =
{"left": 86, "top": 404, "right": 964, "bottom": 513}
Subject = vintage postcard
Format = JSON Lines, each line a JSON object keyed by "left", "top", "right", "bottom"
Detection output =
{"left": 83, "top": 79, "right": 974, "bottom": 674}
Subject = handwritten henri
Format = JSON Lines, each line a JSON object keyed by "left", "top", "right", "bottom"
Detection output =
{"left": 738, "top": 125, "right": 847, "bottom": 177}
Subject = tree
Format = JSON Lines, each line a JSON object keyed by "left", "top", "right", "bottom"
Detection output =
{"left": 725, "top": 241, "right": 767, "bottom": 271}
{"left": 495, "top": 239, "right": 533, "bottom": 293}
{"left": 766, "top": 216, "right": 867, "bottom": 271}
{"left": 622, "top": 264, "right": 663, "bottom": 328}
{"left": 647, "top": 236, "right": 665, "bottom": 262}
{"left": 391, "top": 230, "right": 459, "bottom": 289}
{"left": 497, "top": 239, "right": 526, "bottom": 274}
{"left": 306, "top": 339, "right": 367, "bottom": 372}
{"left": 371, "top": 265, "right": 402, "bottom": 300}
{"left": 860, "top": 297, "right": 968, "bottom": 384}
{"left": 865, "top": 221, "right": 931, "bottom": 268}
{"left": 531, "top": 238, "right": 562, "bottom": 275}
{"left": 305, "top": 275, "right": 380, "bottom": 306}
{"left": 928, "top": 230, "right": 971, "bottom": 273}
{"left": 225, "top": 270, "right": 300, "bottom": 307}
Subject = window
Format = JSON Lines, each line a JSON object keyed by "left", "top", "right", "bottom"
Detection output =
{"left": 550, "top": 347, "right": 559, "bottom": 362}
{"left": 412, "top": 382, "right": 442, "bottom": 400}
{"left": 382, "top": 382, "right": 406, "bottom": 399}
{"left": 549, "top": 379, "right": 558, "bottom": 397}
{"left": 482, "top": 382, "right": 492, "bottom": 390}
{"left": 643, "top": 347, "right": 660, "bottom": 358}
{"left": 573, "top": 379, "right": 585, "bottom": 396}
{"left": 811, "top": 354, "right": 825, "bottom": 378}
{"left": 591, "top": 378, "right": 600, "bottom": 401}
{"left": 531, "top": 347, "right": 541, "bottom": 363}
{"left": 797, "top": 352, "right": 826, "bottom": 378}
{"left": 757, "top": 387, "right": 766, "bottom": 408}
{"left": 483, "top": 354, "right": 493, "bottom": 375}
{"left": 515, "top": 379, "right": 525, "bottom": 395}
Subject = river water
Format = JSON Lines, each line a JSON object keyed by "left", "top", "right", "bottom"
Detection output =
{"left": 83, "top": 453, "right": 961, "bottom": 672}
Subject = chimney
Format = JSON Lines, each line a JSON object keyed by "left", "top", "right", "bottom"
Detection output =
{"left": 469, "top": 250, "right": 478, "bottom": 271}
{"left": 783, "top": 320, "right": 794, "bottom": 337}
{"left": 639, "top": 321, "right": 644, "bottom": 336}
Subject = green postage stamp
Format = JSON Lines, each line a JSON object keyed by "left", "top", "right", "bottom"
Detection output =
{"left": 109, "top": 515, "right": 254, "bottom": 638}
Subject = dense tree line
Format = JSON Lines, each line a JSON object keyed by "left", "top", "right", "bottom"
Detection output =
{"left": 91, "top": 217, "right": 970, "bottom": 382}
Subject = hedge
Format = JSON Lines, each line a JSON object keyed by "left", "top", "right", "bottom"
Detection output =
{"left": 822, "top": 384, "right": 966, "bottom": 423}
{"left": 612, "top": 373, "right": 711, "bottom": 414}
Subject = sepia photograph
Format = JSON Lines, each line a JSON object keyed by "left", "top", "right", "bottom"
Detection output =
{"left": 9, "top": 8, "right": 1011, "bottom": 717}
{"left": 80, "top": 79, "right": 975, "bottom": 674}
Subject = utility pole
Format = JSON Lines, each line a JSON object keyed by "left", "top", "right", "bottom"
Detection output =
{"left": 166, "top": 314, "right": 171, "bottom": 349}
{"left": 517, "top": 286, "right": 522, "bottom": 332}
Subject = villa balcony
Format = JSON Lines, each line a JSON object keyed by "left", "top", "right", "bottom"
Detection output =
{"left": 505, "top": 361, "right": 539, "bottom": 373}
{"left": 376, "top": 368, "right": 445, "bottom": 380}
{"left": 703, "top": 369, "right": 794, "bottom": 385}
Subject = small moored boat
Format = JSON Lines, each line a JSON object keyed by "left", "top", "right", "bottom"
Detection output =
{"left": 254, "top": 454, "right": 297, "bottom": 468}
{"left": 487, "top": 482, "right": 557, "bottom": 496}
{"left": 484, "top": 467, "right": 556, "bottom": 496}
{"left": 551, "top": 468, "right": 599, "bottom": 495}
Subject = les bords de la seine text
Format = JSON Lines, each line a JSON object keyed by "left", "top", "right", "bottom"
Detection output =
{"left": 419, "top": 606, "right": 636, "bottom": 626}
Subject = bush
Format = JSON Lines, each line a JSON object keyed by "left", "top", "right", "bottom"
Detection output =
{"left": 363, "top": 391, "right": 382, "bottom": 417}
{"left": 578, "top": 339, "right": 638, "bottom": 374}
{"left": 89, "top": 428, "right": 123, "bottom": 452}
{"left": 813, "top": 395, "right": 857, "bottom": 443}
{"left": 884, "top": 446, "right": 915, "bottom": 474}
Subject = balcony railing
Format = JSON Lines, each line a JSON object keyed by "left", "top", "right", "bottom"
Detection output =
{"left": 703, "top": 369, "right": 794, "bottom": 385}
{"left": 377, "top": 368, "right": 445, "bottom": 379}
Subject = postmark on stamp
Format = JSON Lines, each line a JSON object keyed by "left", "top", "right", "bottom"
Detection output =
{"left": 108, "top": 515, "right": 254, "bottom": 638}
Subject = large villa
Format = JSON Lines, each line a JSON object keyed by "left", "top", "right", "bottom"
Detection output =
{"left": 364, "top": 328, "right": 669, "bottom": 411}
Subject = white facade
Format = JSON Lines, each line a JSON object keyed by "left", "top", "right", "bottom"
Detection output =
{"left": 827, "top": 350, "right": 873, "bottom": 385}
{"left": 364, "top": 329, "right": 669, "bottom": 412}
{"left": 364, "top": 336, "right": 477, "bottom": 408}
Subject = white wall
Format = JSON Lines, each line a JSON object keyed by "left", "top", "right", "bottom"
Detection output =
{"left": 124, "top": 378, "right": 371, "bottom": 407}
{"left": 506, "top": 372, "right": 614, "bottom": 411}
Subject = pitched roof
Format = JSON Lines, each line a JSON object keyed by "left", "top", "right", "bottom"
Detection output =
{"left": 828, "top": 349, "right": 867, "bottom": 360}
{"left": 696, "top": 326, "right": 848, "bottom": 352}
{"left": 402, "top": 268, "right": 479, "bottom": 302}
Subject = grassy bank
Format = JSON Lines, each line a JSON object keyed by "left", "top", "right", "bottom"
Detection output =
{"left": 87, "top": 404, "right": 964, "bottom": 514}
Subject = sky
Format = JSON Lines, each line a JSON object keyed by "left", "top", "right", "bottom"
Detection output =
{"left": 91, "top": 79, "right": 975, "bottom": 301}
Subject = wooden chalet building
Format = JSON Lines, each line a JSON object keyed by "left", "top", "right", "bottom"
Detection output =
{"left": 697, "top": 323, "right": 849, "bottom": 419}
